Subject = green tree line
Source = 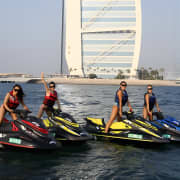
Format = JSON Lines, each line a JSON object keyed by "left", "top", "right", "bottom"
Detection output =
{"left": 136, "top": 67, "right": 165, "bottom": 80}
{"left": 115, "top": 67, "right": 165, "bottom": 80}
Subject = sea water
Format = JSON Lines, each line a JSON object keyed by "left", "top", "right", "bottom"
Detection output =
{"left": 0, "top": 83, "right": 180, "bottom": 180}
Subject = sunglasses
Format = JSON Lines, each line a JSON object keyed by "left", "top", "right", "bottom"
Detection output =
{"left": 49, "top": 86, "right": 55, "bottom": 88}
{"left": 121, "top": 84, "right": 127, "bottom": 87}
{"left": 14, "top": 89, "right": 20, "bottom": 92}
{"left": 148, "top": 88, "right": 153, "bottom": 90}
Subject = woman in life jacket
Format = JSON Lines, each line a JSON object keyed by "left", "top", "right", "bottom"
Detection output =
{"left": 37, "top": 72, "right": 61, "bottom": 118}
{"left": 105, "top": 81, "right": 133, "bottom": 133}
{"left": 143, "top": 84, "right": 160, "bottom": 120}
{"left": 0, "top": 84, "right": 30, "bottom": 125}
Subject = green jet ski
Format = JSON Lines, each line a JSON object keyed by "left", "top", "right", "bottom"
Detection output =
{"left": 84, "top": 112, "right": 169, "bottom": 144}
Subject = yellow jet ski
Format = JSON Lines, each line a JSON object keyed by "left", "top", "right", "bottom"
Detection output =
{"left": 84, "top": 112, "right": 169, "bottom": 144}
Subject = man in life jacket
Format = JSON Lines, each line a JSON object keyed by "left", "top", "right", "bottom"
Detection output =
{"left": 143, "top": 84, "right": 160, "bottom": 120}
{"left": 37, "top": 72, "right": 61, "bottom": 118}
{"left": 0, "top": 84, "right": 30, "bottom": 125}
{"left": 105, "top": 81, "right": 133, "bottom": 133}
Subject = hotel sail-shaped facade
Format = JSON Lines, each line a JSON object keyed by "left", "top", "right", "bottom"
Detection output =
{"left": 64, "top": 0, "right": 142, "bottom": 78}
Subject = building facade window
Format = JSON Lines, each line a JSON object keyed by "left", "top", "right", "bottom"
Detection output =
{"left": 65, "top": 0, "right": 141, "bottom": 78}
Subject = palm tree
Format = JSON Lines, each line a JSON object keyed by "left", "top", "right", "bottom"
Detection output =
{"left": 115, "top": 70, "right": 125, "bottom": 79}
{"left": 151, "top": 70, "right": 159, "bottom": 79}
{"left": 125, "top": 69, "right": 130, "bottom": 79}
{"left": 126, "top": 69, "right": 130, "bottom": 73}
{"left": 148, "top": 67, "right": 152, "bottom": 72}
{"left": 159, "top": 68, "right": 165, "bottom": 80}
{"left": 135, "top": 68, "right": 140, "bottom": 79}
{"left": 140, "top": 67, "right": 145, "bottom": 79}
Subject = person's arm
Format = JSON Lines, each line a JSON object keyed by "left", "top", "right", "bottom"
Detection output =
{"left": 145, "top": 94, "right": 154, "bottom": 120}
{"left": 20, "top": 99, "right": 30, "bottom": 111}
{"left": 155, "top": 100, "right": 160, "bottom": 112}
{"left": 145, "top": 94, "right": 151, "bottom": 114}
{"left": 56, "top": 98, "right": 61, "bottom": 111}
{"left": 3, "top": 93, "right": 13, "bottom": 112}
{"left": 55, "top": 93, "right": 61, "bottom": 110}
{"left": 117, "top": 90, "right": 123, "bottom": 118}
{"left": 41, "top": 72, "right": 49, "bottom": 94}
{"left": 127, "top": 100, "right": 133, "bottom": 112}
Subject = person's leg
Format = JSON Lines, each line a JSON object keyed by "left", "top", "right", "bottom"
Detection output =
{"left": 105, "top": 105, "right": 118, "bottom": 133}
{"left": 0, "top": 105, "right": 6, "bottom": 125}
{"left": 45, "top": 109, "right": 52, "bottom": 118}
{"left": 10, "top": 113, "right": 18, "bottom": 120}
{"left": 149, "top": 110, "right": 153, "bottom": 121}
{"left": 143, "top": 106, "right": 148, "bottom": 120}
{"left": 37, "top": 104, "right": 46, "bottom": 118}
{"left": 117, "top": 112, "right": 122, "bottom": 122}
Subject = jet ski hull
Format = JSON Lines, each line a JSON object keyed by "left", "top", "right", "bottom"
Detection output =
{"left": 84, "top": 117, "right": 169, "bottom": 144}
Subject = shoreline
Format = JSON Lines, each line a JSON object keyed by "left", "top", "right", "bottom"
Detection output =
{"left": 0, "top": 77, "right": 179, "bottom": 86}
{"left": 41, "top": 78, "right": 180, "bottom": 86}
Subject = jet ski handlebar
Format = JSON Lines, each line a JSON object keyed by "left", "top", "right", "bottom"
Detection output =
{"left": 122, "top": 111, "right": 134, "bottom": 115}
{"left": 152, "top": 112, "right": 164, "bottom": 120}
{"left": 122, "top": 111, "right": 135, "bottom": 120}
{"left": 122, "top": 111, "right": 134, "bottom": 116}
{"left": 46, "top": 107, "right": 62, "bottom": 116}
{"left": 123, "top": 111, "right": 165, "bottom": 120}
{"left": 13, "top": 109, "right": 32, "bottom": 119}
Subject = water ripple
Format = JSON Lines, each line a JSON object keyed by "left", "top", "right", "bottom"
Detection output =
{"left": 0, "top": 84, "right": 180, "bottom": 179}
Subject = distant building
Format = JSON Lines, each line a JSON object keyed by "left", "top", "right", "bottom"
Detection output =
{"left": 0, "top": 73, "right": 32, "bottom": 78}
{"left": 64, "top": 0, "right": 142, "bottom": 78}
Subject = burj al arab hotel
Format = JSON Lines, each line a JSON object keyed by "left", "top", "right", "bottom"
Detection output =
{"left": 62, "top": 0, "right": 142, "bottom": 78}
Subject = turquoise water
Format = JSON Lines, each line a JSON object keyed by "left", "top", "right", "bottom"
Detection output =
{"left": 0, "top": 83, "right": 180, "bottom": 180}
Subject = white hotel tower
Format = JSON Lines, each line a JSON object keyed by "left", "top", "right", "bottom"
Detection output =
{"left": 64, "top": 0, "right": 142, "bottom": 78}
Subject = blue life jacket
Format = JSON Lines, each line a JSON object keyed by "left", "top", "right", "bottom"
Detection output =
{"left": 144, "top": 92, "right": 156, "bottom": 111}
{"left": 114, "top": 88, "right": 128, "bottom": 107}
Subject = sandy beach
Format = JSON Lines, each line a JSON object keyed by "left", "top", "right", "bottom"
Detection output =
{"left": 1, "top": 77, "right": 179, "bottom": 86}
{"left": 41, "top": 78, "right": 180, "bottom": 86}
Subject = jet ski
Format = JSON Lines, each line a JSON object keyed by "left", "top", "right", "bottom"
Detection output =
{"left": 151, "top": 112, "right": 180, "bottom": 141}
{"left": 43, "top": 109, "right": 93, "bottom": 143}
{"left": 120, "top": 111, "right": 180, "bottom": 142}
{"left": 84, "top": 112, "right": 169, "bottom": 144}
{"left": 0, "top": 109, "right": 61, "bottom": 150}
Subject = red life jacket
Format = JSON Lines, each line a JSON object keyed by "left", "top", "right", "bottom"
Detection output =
{"left": 43, "top": 90, "right": 57, "bottom": 107}
{"left": 7, "top": 91, "right": 20, "bottom": 109}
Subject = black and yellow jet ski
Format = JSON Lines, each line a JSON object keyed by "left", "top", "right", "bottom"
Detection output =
{"left": 84, "top": 112, "right": 169, "bottom": 144}
{"left": 43, "top": 109, "right": 93, "bottom": 143}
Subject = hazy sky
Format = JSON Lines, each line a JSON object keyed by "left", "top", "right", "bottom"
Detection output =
{"left": 140, "top": 0, "right": 180, "bottom": 79}
{"left": 0, "top": 0, "right": 179, "bottom": 79}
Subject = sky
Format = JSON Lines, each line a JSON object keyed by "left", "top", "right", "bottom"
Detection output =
{"left": 0, "top": 0, "right": 179, "bottom": 79}
{"left": 139, "top": 0, "right": 180, "bottom": 79}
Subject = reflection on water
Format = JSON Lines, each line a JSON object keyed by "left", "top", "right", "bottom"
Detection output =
{"left": 0, "top": 84, "right": 180, "bottom": 179}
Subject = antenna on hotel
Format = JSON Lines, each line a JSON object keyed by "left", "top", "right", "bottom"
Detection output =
{"left": 60, "top": 0, "right": 65, "bottom": 75}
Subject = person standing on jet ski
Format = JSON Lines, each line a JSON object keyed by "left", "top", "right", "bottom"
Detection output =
{"left": 37, "top": 72, "right": 61, "bottom": 118}
{"left": 143, "top": 84, "right": 160, "bottom": 121}
{"left": 105, "top": 81, "right": 133, "bottom": 133}
{"left": 0, "top": 84, "right": 30, "bottom": 125}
